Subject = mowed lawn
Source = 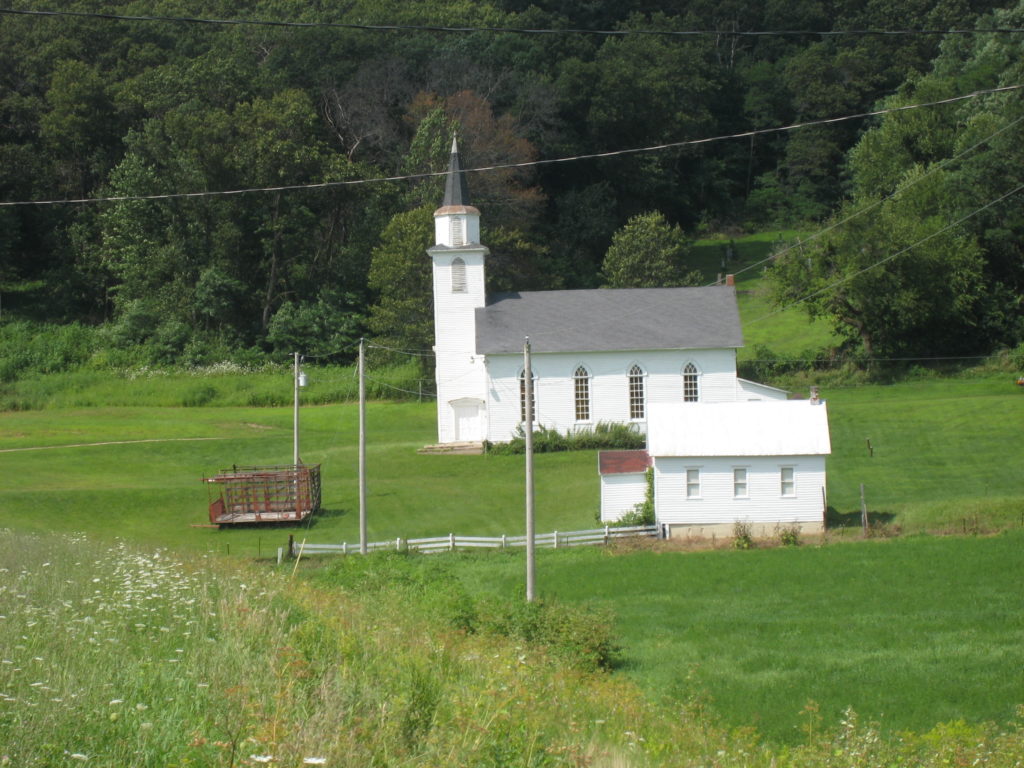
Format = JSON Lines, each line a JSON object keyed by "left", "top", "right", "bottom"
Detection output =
{"left": 0, "top": 401, "right": 600, "bottom": 555}
{"left": 2, "top": 373, "right": 1020, "bottom": 552}
{"left": 822, "top": 375, "right": 1024, "bottom": 531}
{"left": 446, "top": 532, "right": 1024, "bottom": 742}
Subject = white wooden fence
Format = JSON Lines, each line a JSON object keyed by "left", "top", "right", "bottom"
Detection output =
{"left": 290, "top": 524, "right": 659, "bottom": 557}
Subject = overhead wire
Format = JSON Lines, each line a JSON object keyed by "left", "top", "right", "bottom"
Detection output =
{"left": 4, "top": 5, "right": 1020, "bottom": 374}
{"left": 717, "top": 112, "right": 1024, "bottom": 286}
{"left": 747, "top": 181, "right": 1024, "bottom": 325}
{"left": 2, "top": 84, "right": 1021, "bottom": 208}
{"left": 3, "top": 7, "right": 1024, "bottom": 37}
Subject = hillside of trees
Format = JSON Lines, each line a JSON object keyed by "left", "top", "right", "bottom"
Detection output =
{"left": 1, "top": 0, "right": 1022, "bottom": 371}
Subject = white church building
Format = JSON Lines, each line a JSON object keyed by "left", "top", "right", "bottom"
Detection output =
{"left": 428, "top": 140, "right": 830, "bottom": 535}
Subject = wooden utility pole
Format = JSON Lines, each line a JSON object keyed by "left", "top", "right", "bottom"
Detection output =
{"left": 293, "top": 352, "right": 301, "bottom": 466}
{"left": 359, "top": 338, "right": 367, "bottom": 554}
{"left": 524, "top": 336, "right": 536, "bottom": 602}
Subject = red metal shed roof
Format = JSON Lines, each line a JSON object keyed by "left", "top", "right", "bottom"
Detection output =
{"left": 598, "top": 450, "right": 651, "bottom": 475}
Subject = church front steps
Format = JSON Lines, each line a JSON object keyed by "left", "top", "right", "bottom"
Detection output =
{"left": 415, "top": 442, "right": 483, "bottom": 454}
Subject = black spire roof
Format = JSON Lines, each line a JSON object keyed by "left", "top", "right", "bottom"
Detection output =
{"left": 442, "top": 137, "right": 471, "bottom": 208}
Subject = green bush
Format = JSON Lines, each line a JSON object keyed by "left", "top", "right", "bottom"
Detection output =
{"left": 486, "top": 421, "right": 645, "bottom": 454}
{"left": 0, "top": 321, "right": 100, "bottom": 381}
{"left": 776, "top": 523, "right": 801, "bottom": 546}
{"left": 732, "top": 520, "right": 755, "bottom": 550}
{"left": 309, "top": 551, "right": 619, "bottom": 671}
{"left": 474, "top": 596, "right": 620, "bottom": 672}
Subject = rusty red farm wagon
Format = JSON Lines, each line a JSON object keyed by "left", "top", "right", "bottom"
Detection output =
{"left": 204, "top": 464, "right": 321, "bottom": 525}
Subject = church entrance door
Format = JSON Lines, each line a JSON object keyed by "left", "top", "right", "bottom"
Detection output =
{"left": 452, "top": 399, "right": 484, "bottom": 442}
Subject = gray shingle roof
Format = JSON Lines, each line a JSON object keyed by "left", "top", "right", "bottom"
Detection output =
{"left": 442, "top": 137, "right": 471, "bottom": 208}
{"left": 475, "top": 285, "right": 743, "bottom": 355}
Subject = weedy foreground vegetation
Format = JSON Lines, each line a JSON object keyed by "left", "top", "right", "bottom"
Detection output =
{"left": 4, "top": 532, "right": 1024, "bottom": 767}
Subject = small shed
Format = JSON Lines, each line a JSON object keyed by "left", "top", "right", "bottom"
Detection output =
{"left": 204, "top": 464, "right": 321, "bottom": 525}
{"left": 598, "top": 450, "right": 651, "bottom": 522}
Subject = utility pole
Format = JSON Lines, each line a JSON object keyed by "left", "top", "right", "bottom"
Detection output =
{"left": 524, "top": 336, "right": 536, "bottom": 602}
{"left": 293, "top": 352, "right": 301, "bottom": 466}
{"left": 359, "top": 338, "right": 367, "bottom": 554}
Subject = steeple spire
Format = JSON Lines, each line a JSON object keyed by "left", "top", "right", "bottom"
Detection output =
{"left": 442, "top": 136, "right": 471, "bottom": 208}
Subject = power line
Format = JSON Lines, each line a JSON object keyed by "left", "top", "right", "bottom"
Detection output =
{"left": 2, "top": 83, "right": 1020, "bottom": 208}
{"left": 363, "top": 373, "right": 436, "bottom": 399}
{"left": 749, "top": 182, "right": 1024, "bottom": 325}
{"left": 718, "top": 111, "right": 1024, "bottom": 285}
{"left": 3, "top": 8, "right": 1024, "bottom": 38}
{"left": 364, "top": 341, "right": 435, "bottom": 358}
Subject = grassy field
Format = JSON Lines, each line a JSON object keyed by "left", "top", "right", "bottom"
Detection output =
{"left": 0, "top": 400, "right": 598, "bottom": 555}
{"left": 2, "top": 364, "right": 1023, "bottom": 750}
{"left": 2, "top": 371, "right": 1020, "bottom": 555}
{"left": 692, "top": 232, "right": 837, "bottom": 359}
{"left": 7, "top": 532, "right": 1023, "bottom": 766}
{"left": 431, "top": 534, "right": 1024, "bottom": 742}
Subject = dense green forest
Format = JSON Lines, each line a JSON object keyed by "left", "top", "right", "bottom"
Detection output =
{"left": 1, "top": 0, "right": 1022, "bottom": 371}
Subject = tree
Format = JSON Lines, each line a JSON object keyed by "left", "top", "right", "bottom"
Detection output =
{"left": 600, "top": 211, "right": 702, "bottom": 288}
{"left": 366, "top": 205, "right": 435, "bottom": 360}
{"left": 810, "top": 2, "right": 1024, "bottom": 353}
{"left": 767, "top": 168, "right": 988, "bottom": 359}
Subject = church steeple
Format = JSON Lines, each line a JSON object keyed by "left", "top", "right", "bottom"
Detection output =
{"left": 432, "top": 135, "right": 480, "bottom": 247}
{"left": 427, "top": 136, "right": 489, "bottom": 446}
{"left": 442, "top": 137, "right": 471, "bottom": 208}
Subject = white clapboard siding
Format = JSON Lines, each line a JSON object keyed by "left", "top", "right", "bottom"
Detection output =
{"left": 654, "top": 456, "right": 826, "bottom": 525}
{"left": 431, "top": 246, "right": 488, "bottom": 445}
{"left": 600, "top": 472, "right": 647, "bottom": 522}
{"left": 484, "top": 348, "right": 742, "bottom": 443}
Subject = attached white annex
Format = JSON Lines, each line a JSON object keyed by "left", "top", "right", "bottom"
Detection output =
{"left": 598, "top": 400, "right": 831, "bottom": 535}
{"left": 428, "top": 139, "right": 790, "bottom": 447}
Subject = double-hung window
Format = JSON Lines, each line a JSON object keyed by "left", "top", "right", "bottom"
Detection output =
{"left": 686, "top": 468, "right": 701, "bottom": 499}
{"left": 780, "top": 466, "right": 795, "bottom": 497}
{"left": 733, "top": 467, "right": 748, "bottom": 498}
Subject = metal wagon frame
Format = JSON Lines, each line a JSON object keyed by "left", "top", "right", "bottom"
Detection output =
{"left": 204, "top": 464, "right": 322, "bottom": 525}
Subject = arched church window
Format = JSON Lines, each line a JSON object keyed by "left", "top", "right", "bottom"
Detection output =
{"left": 451, "top": 257, "right": 467, "bottom": 293}
{"left": 683, "top": 362, "right": 699, "bottom": 402}
{"left": 628, "top": 364, "right": 646, "bottom": 419}
{"left": 573, "top": 366, "right": 591, "bottom": 422}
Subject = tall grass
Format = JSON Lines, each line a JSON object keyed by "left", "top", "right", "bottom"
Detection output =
{"left": 0, "top": 360, "right": 429, "bottom": 410}
{"left": 5, "top": 531, "right": 1024, "bottom": 767}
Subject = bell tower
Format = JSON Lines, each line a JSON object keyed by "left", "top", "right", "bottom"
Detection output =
{"left": 427, "top": 138, "right": 489, "bottom": 444}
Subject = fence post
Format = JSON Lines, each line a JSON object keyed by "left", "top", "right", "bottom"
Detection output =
{"left": 860, "top": 483, "right": 869, "bottom": 535}
{"left": 449, "top": 532, "right": 455, "bottom": 551}
{"left": 276, "top": 547, "right": 283, "bottom": 566}
{"left": 604, "top": 525, "right": 609, "bottom": 545}
{"left": 396, "top": 537, "right": 402, "bottom": 552}
{"left": 288, "top": 534, "right": 294, "bottom": 558}
{"left": 553, "top": 530, "right": 559, "bottom": 549}
{"left": 342, "top": 541, "right": 347, "bottom": 555}
{"left": 501, "top": 534, "right": 507, "bottom": 549}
